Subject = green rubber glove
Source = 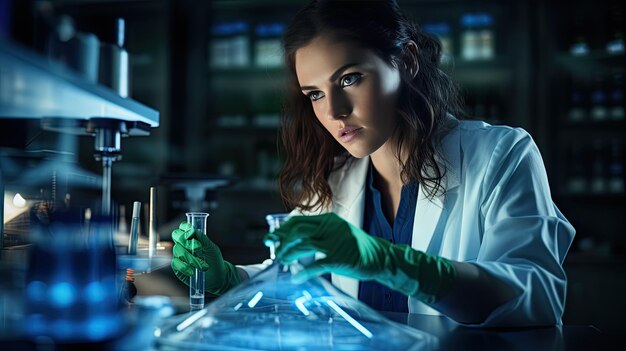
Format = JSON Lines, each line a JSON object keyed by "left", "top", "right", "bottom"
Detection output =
{"left": 264, "top": 213, "right": 457, "bottom": 304}
{"left": 171, "top": 222, "right": 241, "bottom": 296}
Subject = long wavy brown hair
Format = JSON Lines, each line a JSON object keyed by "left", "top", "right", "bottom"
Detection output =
{"left": 279, "top": 0, "right": 464, "bottom": 211}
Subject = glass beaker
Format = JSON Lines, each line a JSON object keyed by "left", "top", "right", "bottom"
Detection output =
{"left": 264, "top": 213, "right": 289, "bottom": 260}
{"left": 265, "top": 213, "right": 316, "bottom": 266}
{"left": 186, "top": 212, "right": 209, "bottom": 311}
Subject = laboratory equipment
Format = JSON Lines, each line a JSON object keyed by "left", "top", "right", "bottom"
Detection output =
{"left": 160, "top": 174, "right": 235, "bottom": 212}
{"left": 154, "top": 262, "right": 437, "bottom": 350}
{"left": 0, "top": 38, "right": 159, "bottom": 218}
{"left": 128, "top": 201, "right": 141, "bottom": 255}
{"left": 149, "top": 187, "right": 159, "bottom": 257}
{"left": 154, "top": 214, "right": 438, "bottom": 350}
{"left": 265, "top": 213, "right": 289, "bottom": 260}
{"left": 24, "top": 209, "right": 123, "bottom": 343}
{"left": 116, "top": 187, "right": 171, "bottom": 280}
{"left": 99, "top": 18, "right": 130, "bottom": 98}
{"left": 186, "top": 212, "right": 209, "bottom": 311}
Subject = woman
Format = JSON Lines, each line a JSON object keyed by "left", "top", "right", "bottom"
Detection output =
{"left": 171, "top": 0, "right": 575, "bottom": 327}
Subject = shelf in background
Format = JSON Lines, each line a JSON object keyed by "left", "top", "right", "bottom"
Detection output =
{"left": 209, "top": 69, "right": 287, "bottom": 92}
{"left": 556, "top": 127, "right": 626, "bottom": 140}
{"left": 212, "top": 125, "right": 280, "bottom": 134}
{"left": 0, "top": 39, "right": 159, "bottom": 126}
{"left": 209, "top": 66, "right": 286, "bottom": 76}
{"left": 564, "top": 252, "right": 626, "bottom": 265}
{"left": 443, "top": 58, "right": 511, "bottom": 86}
{"left": 222, "top": 179, "right": 280, "bottom": 193}
{"left": 559, "top": 120, "right": 626, "bottom": 129}
{"left": 554, "top": 52, "right": 626, "bottom": 74}
{"left": 556, "top": 193, "right": 626, "bottom": 204}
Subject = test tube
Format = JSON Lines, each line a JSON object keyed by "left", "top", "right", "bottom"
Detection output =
{"left": 128, "top": 202, "right": 141, "bottom": 255}
{"left": 264, "top": 213, "right": 289, "bottom": 260}
{"left": 148, "top": 187, "right": 158, "bottom": 258}
{"left": 186, "top": 212, "right": 209, "bottom": 311}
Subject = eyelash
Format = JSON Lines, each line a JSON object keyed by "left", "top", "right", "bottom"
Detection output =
{"left": 307, "top": 73, "right": 363, "bottom": 102}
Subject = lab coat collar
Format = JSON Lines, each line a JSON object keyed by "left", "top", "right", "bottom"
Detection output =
{"left": 411, "top": 114, "right": 461, "bottom": 254}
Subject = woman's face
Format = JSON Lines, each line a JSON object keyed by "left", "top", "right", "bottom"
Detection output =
{"left": 295, "top": 35, "right": 402, "bottom": 158}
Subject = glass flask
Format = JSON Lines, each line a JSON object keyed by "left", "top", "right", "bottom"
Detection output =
{"left": 186, "top": 212, "right": 210, "bottom": 311}
{"left": 154, "top": 214, "right": 438, "bottom": 351}
{"left": 264, "top": 213, "right": 289, "bottom": 259}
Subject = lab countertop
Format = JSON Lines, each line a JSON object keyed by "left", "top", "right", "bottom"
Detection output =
{"left": 381, "top": 312, "right": 615, "bottom": 351}
{"left": 0, "top": 246, "right": 619, "bottom": 350}
{"left": 0, "top": 304, "right": 616, "bottom": 351}
{"left": 121, "top": 309, "right": 618, "bottom": 351}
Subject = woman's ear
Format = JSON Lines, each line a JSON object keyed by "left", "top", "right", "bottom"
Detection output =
{"left": 404, "top": 41, "right": 419, "bottom": 79}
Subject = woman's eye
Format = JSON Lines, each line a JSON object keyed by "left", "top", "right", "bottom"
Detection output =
{"left": 308, "top": 91, "right": 324, "bottom": 101}
{"left": 341, "top": 73, "right": 362, "bottom": 87}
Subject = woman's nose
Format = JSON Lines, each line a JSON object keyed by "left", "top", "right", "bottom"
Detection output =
{"left": 325, "top": 89, "right": 351, "bottom": 120}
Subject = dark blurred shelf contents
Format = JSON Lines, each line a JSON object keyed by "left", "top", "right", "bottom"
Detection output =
{"left": 539, "top": 0, "right": 626, "bottom": 332}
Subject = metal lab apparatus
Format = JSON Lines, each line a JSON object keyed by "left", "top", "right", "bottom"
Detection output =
{"left": 0, "top": 37, "right": 159, "bottom": 245}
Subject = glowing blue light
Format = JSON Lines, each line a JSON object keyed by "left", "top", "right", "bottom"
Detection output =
{"left": 570, "top": 43, "right": 589, "bottom": 56}
{"left": 24, "top": 313, "right": 46, "bottom": 335}
{"left": 423, "top": 22, "right": 451, "bottom": 35}
{"left": 461, "top": 13, "right": 493, "bottom": 28}
{"left": 294, "top": 296, "right": 310, "bottom": 316}
{"left": 84, "top": 281, "right": 106, "bottom": 303}
{"left": 247, "top": 291, "right": 264, "bottom": 308}
{"left": 52, "top": 318, "right": 74, "bottom": 339}
{"left": 176, "top": 309, "right": 207, "bottom": 332}
{"left": 325, "top": 299, "right": 373, "bottom": 339}
{"left": 26, "top": 281, "right": 48, "bottom": 303}
{"left": 233, "top": 302, "right": 243, "bottom": 311}
{"left": 50, "top": 282, "right": 77, "bottom": 308}
{"left": 295, "top": 290, "right": 313, "bottom": 316}
{"left": 85, "top": 315, "right": 119, "bottom": 340}
{"left": 255, "top": 23, "right": 285, "bottom": 37}
{"left": 607, "top": 39, "right": 625, "bottom": 54}
{"left": 212, "top": 21, "right": 249, "bottom": 36}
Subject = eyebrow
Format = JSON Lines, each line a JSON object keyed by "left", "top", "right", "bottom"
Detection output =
{"left": 300, "top": 62, "right": 361, "bottom": 91}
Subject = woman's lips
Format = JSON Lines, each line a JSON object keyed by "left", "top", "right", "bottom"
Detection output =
{"left": 338, "top": 127, "right": 363, "bottom": 143}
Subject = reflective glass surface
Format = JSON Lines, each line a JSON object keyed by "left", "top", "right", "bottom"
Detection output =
{"left": 155, "top": 262, "right": 437, "bottom": 350}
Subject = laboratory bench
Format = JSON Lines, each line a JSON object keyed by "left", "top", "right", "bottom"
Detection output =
{"left": 0, "top": 298, "right": 618, "bottom": 351}
{"left": 1, "top": 245, "right": 624, "bottom": 350}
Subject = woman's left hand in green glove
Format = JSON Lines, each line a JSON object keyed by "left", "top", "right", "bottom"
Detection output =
{"left": 264, "top": 213, "right": 457, "bottom": 304}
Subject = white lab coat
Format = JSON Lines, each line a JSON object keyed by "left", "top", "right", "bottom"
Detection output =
{"left": 240, "top": 116, "right": 575, "bottom": 327}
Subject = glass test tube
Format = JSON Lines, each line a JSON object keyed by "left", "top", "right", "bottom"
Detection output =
{"left": 264, "top": 213, "right": 289, "bottom": 259}
{"left": 186, "top": 212, "right": 209, "bottom": 311}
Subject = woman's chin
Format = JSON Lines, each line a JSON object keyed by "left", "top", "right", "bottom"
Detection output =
{"left": 345, "top": 148, "right": 371, "bottom": 159}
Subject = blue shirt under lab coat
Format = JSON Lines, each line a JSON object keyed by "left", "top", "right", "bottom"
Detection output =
{"left": 359, "top": 162, "right": 418, "bottom": 313}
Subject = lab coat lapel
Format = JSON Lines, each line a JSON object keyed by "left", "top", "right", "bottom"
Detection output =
{"left": 329, "top": 157, "right": 369, "bottom": 299}
{"left": 412, "top": 119, "right": 461, "bottom": 253}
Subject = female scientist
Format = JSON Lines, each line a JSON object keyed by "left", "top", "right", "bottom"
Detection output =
{"left": 171, "top": 0, "right": 575, "bottom": 327}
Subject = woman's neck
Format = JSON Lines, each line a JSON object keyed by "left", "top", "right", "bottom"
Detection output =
{"left": 370, "top": 142, "right": 405, "bottom": 191}
{"left": 370, "top": 142, "right": 406, "bottom": 224}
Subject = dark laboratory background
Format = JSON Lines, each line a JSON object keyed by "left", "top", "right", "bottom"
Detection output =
{"left": 0, "top": 0, "right": 625, "bottom": 337}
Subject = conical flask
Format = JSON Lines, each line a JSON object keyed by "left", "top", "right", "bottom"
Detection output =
{"left": 154, "top": 215, "right": 438, "bottom": 351}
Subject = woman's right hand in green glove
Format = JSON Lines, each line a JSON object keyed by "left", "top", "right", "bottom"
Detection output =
{"left": 171, "top": 222, "right": 241, "bottom": 296}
